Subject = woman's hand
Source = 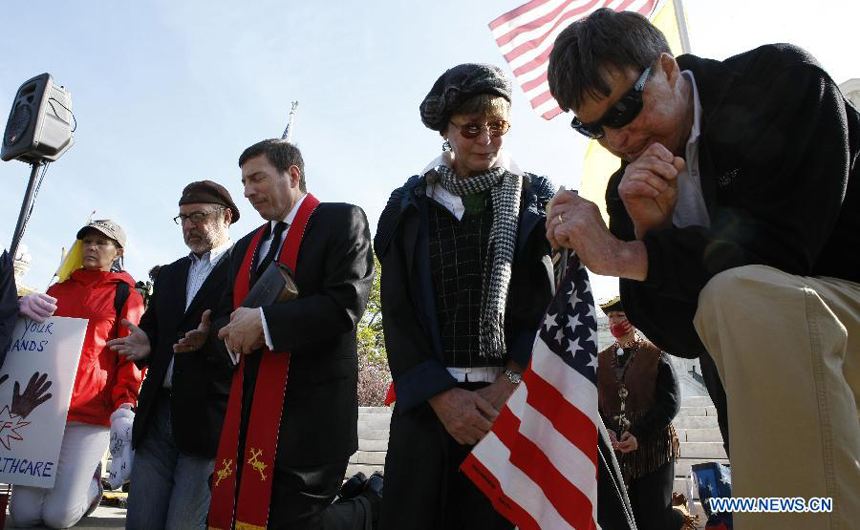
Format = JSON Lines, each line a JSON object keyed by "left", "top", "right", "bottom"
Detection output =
{"left": 475, "top": 375, "right": 518, "bottom": 412}
{"left": 428, "top": 387, "right": 498, "bottom": 446}
{"left": 615, "top": 431, "right": 639, "bottom": 453}
{"left": 19, "top": 293, "right": 57, "bottom": 322}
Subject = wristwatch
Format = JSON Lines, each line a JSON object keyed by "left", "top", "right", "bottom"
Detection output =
{"left": 504, "top": 368, "right": 522, "bottom": 384}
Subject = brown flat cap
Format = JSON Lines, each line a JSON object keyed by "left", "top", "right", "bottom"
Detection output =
{"left": 77, "top": 219, "right": 127, "bottom": 248}
{"left": 178, "top": 180, "right": 240, "bottom": 223}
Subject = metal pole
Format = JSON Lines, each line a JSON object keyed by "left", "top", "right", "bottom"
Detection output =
{"left": 8, "top": 161, "right": 43, "bottom": 261}
{"left": 672, "top": 0, "right": 692, "bottom": 54}
{"left": 282, "top": 101, "right": 299, "bottom": 142}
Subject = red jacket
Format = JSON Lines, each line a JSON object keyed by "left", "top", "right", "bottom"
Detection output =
{"left": 47, "top": 269, "right": 144, "bottom": 426}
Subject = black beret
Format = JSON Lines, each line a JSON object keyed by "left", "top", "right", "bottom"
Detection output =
{"left": 419, "top": 63, "right": 512, "bottom": 132}
{"left": 179, "top": 180, "right": 240, "bottom": 223}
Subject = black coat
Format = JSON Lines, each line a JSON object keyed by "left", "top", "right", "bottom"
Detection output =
{"left": 607, "top": 44, "right": 860, "bottom": 357}
{"left": 0, "top": 250, "right": 18, "bottom": 369}
{"left": 374, "top": 173, "right": 556, "bottom": 412}
{"left": 211, "top": 202, "right": 374, "bottom": 468}
{"left": 133, "top": 251, "right": 234, "bottom": 458}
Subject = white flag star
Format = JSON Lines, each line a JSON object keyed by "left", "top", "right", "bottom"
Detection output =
{"left": 567, "top": 337, "right": 582, "bottom": 356}
{"left": 566, "top": 313, "right": 581, "bottom": 333}
{"left": 586, "top": 326, "right": 598, "bottom": 346}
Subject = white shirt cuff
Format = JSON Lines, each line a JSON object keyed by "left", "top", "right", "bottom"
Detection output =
{"left": 261, "top": 307, "right": 274, "bottom": 350}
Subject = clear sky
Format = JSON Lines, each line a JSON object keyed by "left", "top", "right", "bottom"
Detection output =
{"left": 2, "top": 0, "right": 857, "bottom": 302}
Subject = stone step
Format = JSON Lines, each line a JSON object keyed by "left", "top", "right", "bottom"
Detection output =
{"left": 356, "top": 413, "right": 392, "bottom": 432}
{"left": 357, "top": 438, "right": 389, "bottom": 452}
{"left": 356, "top": 428, "right": 390, "bottom": 440}
{"left": 676, "top": 427, "right": 723, "bottom": 443}
{"left": 680, "top": 395, "right": 715, "bottom": 408}
{"left": 678, "top": 441, "right": 727, "bottom": 459}
{"left": 357, "top": 406, "right": 392, "bottom": 414}
{"left": 673, "top": 415, "right": 719, "bottom": 430}
{"left": 675, "top": 406, "right": 718, "bottom": 418}
{"left": 349, "top": 450, "right": 387, "bottom": 466}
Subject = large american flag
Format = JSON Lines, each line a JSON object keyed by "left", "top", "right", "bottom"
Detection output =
{"left": 461, "top": 253, "right": 600, "bottom": 530}
{"left": 489, "top": 0, "right": 662, "bottom": 119}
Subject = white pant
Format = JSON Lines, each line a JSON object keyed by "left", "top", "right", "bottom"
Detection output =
{"left": 9, "top": 422, "right": 110, "bottom": 529}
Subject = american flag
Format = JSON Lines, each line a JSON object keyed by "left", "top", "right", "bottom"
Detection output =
{"left": 489, "top": 0, "right": 662, "bottom": 119}
{"left": 461, "top": 252, "right": 601, "bottom": 530}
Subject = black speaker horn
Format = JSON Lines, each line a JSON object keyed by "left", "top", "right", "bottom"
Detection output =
{"left": 2, "top": 73, "right": 74, "bottom": 163}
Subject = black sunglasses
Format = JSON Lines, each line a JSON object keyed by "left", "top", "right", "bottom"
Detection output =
{"left": 570, "top": 66, "right": 651, "bottom": 139}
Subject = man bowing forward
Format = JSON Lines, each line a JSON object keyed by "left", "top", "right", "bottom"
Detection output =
{"left": 203, "top": 139, "right": 375, "bottom": 529}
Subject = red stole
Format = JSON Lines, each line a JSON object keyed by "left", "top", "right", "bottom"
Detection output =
{"left": 208, "top": 194, "right": 320, "bottom": 530}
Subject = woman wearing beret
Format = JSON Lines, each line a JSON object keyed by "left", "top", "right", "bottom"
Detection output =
{"left": 374, "top": 63, "right": 556, "bottom": 529}
{"left": 11, "top": 219, "right": 144, "bottom": 528}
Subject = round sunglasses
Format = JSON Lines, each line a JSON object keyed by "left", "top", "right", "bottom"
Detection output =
{"left": 449, "top": 120, "right": 511, "bottom": 139}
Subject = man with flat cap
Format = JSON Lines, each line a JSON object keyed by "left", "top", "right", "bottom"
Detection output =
{"left": 107, "top": 180, "right": 240, "bottom": 530}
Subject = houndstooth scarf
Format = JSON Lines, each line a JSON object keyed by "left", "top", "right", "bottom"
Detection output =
{"left": 434, "top": 164, "right": 522, "bottom": 359}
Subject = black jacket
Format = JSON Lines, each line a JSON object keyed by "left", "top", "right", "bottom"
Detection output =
{"left": 0, "top": 250, "right": 18, "bottom": 368}
{"left": 375, "top": 173, "right": 556, "bottom": 412}
{"left": 211, "top": 202, "right": 374, "bottom": 468}
{"left": 607, "top": 44, "right": 860, "bottom": 357}
{"left": 133, "top": 251, "right": 234, "bottom": 458}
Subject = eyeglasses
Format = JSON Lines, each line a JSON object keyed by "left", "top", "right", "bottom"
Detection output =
{"left": 173, "top": 208, "right": 224, "bottom": 225}
{"left": 449, "top": 120, "right": 511, "bottom": 139}
{"left": 570, "top": 66, "right": 651, "bottom": 139}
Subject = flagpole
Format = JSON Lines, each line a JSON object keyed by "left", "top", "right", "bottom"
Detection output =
{"left": 672, "top": 0, "right": 692, "bottom": 54}
{"left": 281, "top": 101, "right": 299, "bottom": 142}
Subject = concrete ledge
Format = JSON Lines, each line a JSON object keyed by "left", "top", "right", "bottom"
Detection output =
{"left": 677, "top": 427, "right": 723, "bottom": 443}
{"left": 673, "top": 415, "right": 719, "bottom": 430}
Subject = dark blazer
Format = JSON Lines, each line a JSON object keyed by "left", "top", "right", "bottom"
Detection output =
{"left": 211, "top": 202, "right": 374, "bottom": 468}
{"left": 374, "top": 173, "right": 556, "bottom": 413}
{"left": 0, "top": 250, "right": 19, "bottom": 369}
{"left": 133, "top": 250, "right": 234, "bottom": 458}
{"left": 607, "top": 44, "right": 860, "bottom": 358}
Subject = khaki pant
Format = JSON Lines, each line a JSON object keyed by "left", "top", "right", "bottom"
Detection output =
{"left": 694, "top": 265, "right": 860, "bottom": 529}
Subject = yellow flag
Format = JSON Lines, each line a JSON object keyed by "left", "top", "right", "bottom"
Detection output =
{"left": 52, "top": 212, "right": 95, "bottom": 284}
{"left": 53, "top": 240, "right": 84, "bottom": 284}
{"left": 579, "top": 0, "right": 689, "bottom": 222}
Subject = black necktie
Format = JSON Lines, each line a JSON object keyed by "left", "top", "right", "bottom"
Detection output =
{"left": 253, "top": 221, "right": 287, "bottom": 284}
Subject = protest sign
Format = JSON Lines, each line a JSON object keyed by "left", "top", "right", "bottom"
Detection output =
{"left": 0, "top": 316, "right": 87, "bottom": 488}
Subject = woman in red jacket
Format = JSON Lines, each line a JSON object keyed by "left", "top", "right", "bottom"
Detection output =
{"left": 10, "top": 219, "right": 144, "bottom": 529}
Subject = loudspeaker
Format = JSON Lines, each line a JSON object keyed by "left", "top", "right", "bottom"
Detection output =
{"left": 2, "top": 73, "right": 74, "bottom": 163}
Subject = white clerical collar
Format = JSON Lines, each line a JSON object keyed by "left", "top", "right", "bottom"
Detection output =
{"left": 270, "top": 193, "right": 308, "bottom": 231}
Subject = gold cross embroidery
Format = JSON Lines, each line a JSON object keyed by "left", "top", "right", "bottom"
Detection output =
{"left": 247, "top": 447, "right": 268, "bottom": 481}
{"left": 214, "top": 458, "right": 234, "bottom": 487}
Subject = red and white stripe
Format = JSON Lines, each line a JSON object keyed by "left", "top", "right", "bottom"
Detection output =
{"left": 461, "top": 254, "right": 602, "bottom": 529}
{"left": 464, "top": 342, "right": 600, "bottom": 529}
{"left": 489, "top": 0, "right": 661, "bottom": 119}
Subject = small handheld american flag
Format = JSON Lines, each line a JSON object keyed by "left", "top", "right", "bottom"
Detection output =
{"left": 461, "top": 251, "right": 602, "bottom": 529}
